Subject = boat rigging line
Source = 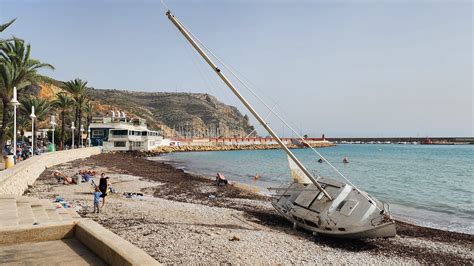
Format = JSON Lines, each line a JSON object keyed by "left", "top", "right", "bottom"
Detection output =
{"left": 161, "top": 4, "right": 383, "bottom": 210}
{"left": 165, "top": 9, "right": 333, "bottom": 200}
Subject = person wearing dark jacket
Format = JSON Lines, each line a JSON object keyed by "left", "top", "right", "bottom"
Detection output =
{"left": 98, "top": 173, "right": 110, "bottom": 207}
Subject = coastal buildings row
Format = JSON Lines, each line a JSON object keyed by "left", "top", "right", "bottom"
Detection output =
{"left": 88, "top": 114, "right": 331, "bottom": 151}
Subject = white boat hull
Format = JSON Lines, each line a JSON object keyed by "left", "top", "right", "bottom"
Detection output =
{"left": 270, "top": 179, "right": 397, "bottom": 239}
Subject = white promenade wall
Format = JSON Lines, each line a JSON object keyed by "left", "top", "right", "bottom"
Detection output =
{"left": 0, "top": 147, "right": 101, "bottom": 196}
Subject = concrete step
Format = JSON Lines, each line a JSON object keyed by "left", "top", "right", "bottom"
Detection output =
{"left": 0, "top": 195, "right": 82, "bottom": 228}
{"left": 65, "top": 208, "right": 81, "bottom": 219}
{"left": 0, "top": 198, "right": 19, "bottom": 227}
{"left": 16, "top": 202, "right": 36, "bottom": 225}
{"left": 39, "top": 199, "right": 56, "bottom": 210}
{"left": 0, "top": 198, "right": 17, "bottom": 211}
{"left": 58, "top": 212, "right": 73, "bottom": 221}
{"left": 45, "top": 208, "right": 62, "bottom": 221}
{"left": 0, "top": 216, "right": 19, "bottom": 227}
{"left": 31, "top": 206, "right": 50, "bottom": 223}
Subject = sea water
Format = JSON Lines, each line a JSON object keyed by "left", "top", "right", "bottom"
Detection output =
{"left": 154, "top": 144, "right": 474, "bottom": 234}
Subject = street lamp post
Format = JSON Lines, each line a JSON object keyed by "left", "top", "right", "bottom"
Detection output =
{"left": 50, "top": 115, "right": 56, "bottom": 152}
{"left": 29, "top": 106, "right": 36, "bottom": 157}
{"left": 80, "top": 124, "right": 84, "bottom": 148}
{"left": 10, "top": 87, "right": 19, "bottom": 161}
{"left": 88, "top": 126, "right": 91, "bottom": 147}
{"left": 71, "top": 122, "right": 76, "bottom": 149}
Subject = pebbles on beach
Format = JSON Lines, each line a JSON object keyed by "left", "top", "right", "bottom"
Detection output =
{"left": 26, "top": 154, "right": 473, "bottom": 265}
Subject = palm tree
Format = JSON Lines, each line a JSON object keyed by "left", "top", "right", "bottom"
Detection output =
{"left": 0, "top": 39, "right": 54, "bottom": 149}
{"left": 63, "top": 79, "right": 88, "bottom": 144}
{"left": 19, "top": 97, "right": 51, "bottom": 149}
{"left": 16, "top": 115, "right": 29, "bottom": 142}
{"left": 53, "top": 93, "right": 72, "bottom": 150}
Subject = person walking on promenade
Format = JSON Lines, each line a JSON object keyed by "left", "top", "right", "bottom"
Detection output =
{"left": 93, "top": 187, "right": 101, "bottom": 214}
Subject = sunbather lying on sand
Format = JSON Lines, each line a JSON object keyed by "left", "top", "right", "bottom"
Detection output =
{"left": 52, "top": 171, "right": 76, "bottom": 185}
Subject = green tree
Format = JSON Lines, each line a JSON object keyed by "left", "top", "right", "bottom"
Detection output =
{"left": 0, "top": 39, "right": 54, "bottom": 149}
{"left": 19, "top": 97, "right": 51, "bottom": 149}
{"left": 63, "top": 79, "right": 88, "bottom": 144}
{"left": 16, "top": 114, "right": 29, "bottom": 142}
{"left": 53, "top": 93, "right": 72, "bottom": 150}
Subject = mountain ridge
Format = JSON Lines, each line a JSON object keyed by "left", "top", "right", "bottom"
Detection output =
{"left": 30, "top": 77, "right": 256, "bottom": 138}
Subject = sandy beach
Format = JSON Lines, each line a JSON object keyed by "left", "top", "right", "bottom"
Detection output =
{"left": 26, "top": 152, "right": 473, "bottom": 264}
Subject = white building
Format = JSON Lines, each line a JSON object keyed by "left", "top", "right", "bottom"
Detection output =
{"left": 89, "top": 115, "right": 169, "bottom": 152}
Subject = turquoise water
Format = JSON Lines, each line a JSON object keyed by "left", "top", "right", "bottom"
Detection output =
{"left": 155, "top": 144, "right": 474, "bottom": 234}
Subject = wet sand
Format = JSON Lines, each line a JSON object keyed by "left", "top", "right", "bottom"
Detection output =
{"left": 28, "top": 152, "right": 473, "bottom": 264}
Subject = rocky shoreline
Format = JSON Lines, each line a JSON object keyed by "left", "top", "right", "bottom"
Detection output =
{"left": 26, "top": 152, "right": 473, "bottom": 264}
{"left": 143, "top": 142, "right": 335, "bottom": 155}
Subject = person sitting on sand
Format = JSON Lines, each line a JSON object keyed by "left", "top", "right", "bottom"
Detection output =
{"left": 215, "top": 172, "right": 228, "bottom": 186}
{"left": 80, "top": 170, "right": 92, "bottom": 183}
{"left": 318, "top": 158, "right": 324, "bottom": 163}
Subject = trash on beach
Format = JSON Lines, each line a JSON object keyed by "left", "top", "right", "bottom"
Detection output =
{"left": 229, "top": 235, "right": 240, "bottom": 241}
{"left": 123, "top": 192, "right": 144, "bottom": 199}
{"left": 208, "top": 194, "right": 216, "bottom": 200}
{"left": 55, "top": 196, "right": 64, "bottom": 202}
{"left": 54, "top": 196, "right": 72, "bottom": 208}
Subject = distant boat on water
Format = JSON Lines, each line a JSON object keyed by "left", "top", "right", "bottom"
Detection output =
{"left": 421, "top": 138, "right": 433, "bottom": 145}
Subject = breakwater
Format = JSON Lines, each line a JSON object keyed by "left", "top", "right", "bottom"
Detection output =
{"left": 328, "top": 137, "right": 474, "bottom": 144}
{"left": 140, "top": 142, "right": 335, "bottom": 156}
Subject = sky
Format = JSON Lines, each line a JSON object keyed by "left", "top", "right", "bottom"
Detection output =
{"left": 0, "top": 0, "right": 472, "bottom": 137}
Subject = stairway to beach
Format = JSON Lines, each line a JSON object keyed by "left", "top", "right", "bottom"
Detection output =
{"left": 0, "top": 195, "right": 81, "bottom": 228}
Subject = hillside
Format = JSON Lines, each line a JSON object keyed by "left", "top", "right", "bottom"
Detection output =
{"left": 28, "top": 77, "right": 255, "bottom": 138}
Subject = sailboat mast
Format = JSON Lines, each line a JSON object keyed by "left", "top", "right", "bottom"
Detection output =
{"left": 166, "top": 10, "right": 332, "bottom": 200}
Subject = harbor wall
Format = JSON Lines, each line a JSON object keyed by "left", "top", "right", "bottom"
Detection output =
{"left": 0, "top": 147, "right": 101, "bottom": 196}
{"left": 141, "top": 142, "right": 335, "bottom": 155}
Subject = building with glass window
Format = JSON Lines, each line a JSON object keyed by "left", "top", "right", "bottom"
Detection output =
{"left": 89, "top": 116, "right": 168, "bottom": 151}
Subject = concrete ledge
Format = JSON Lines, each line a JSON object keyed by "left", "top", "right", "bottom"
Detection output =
{"left": 75, "top": 219, "right": 159, "bottom": 265}
{"left": 0, "top": 221, "right": 76, "bottom": 245}
{"left": 0, "top": 147, "right": 101, "bottom": 196}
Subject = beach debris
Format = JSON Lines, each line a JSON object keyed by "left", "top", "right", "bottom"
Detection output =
{"left": 123, "top": 192, "right": 144, "bottom": 199}
{"left": 208, "top": 194, "right": 216, "bottom": 200}
{"left": 229, "top": 235, "right": 240, "bottom": 241}
{"left": 54, "top": 196, "right": 72, "bottom": 208}
{"left": 55, "top": 196, "right": 64, "bottom": 202}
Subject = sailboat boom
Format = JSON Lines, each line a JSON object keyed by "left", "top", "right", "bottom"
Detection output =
{"left": 166, "top": 10, "right": 332, "bottom": 200}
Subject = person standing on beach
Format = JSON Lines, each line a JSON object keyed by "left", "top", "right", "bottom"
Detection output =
{"left": 93, "top": 187, "right": 101, "bottom": 214}
{"left": 98, "top": 173, "right": 109, "bottom": 208}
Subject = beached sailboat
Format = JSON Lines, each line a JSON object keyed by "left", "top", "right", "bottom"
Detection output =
{"left": 165, "top": 10, "right": 396, "bottom": 238}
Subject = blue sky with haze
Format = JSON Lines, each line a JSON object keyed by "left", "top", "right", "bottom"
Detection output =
{"left": 1, "top": 0, "right": 472, "bottom": 137}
